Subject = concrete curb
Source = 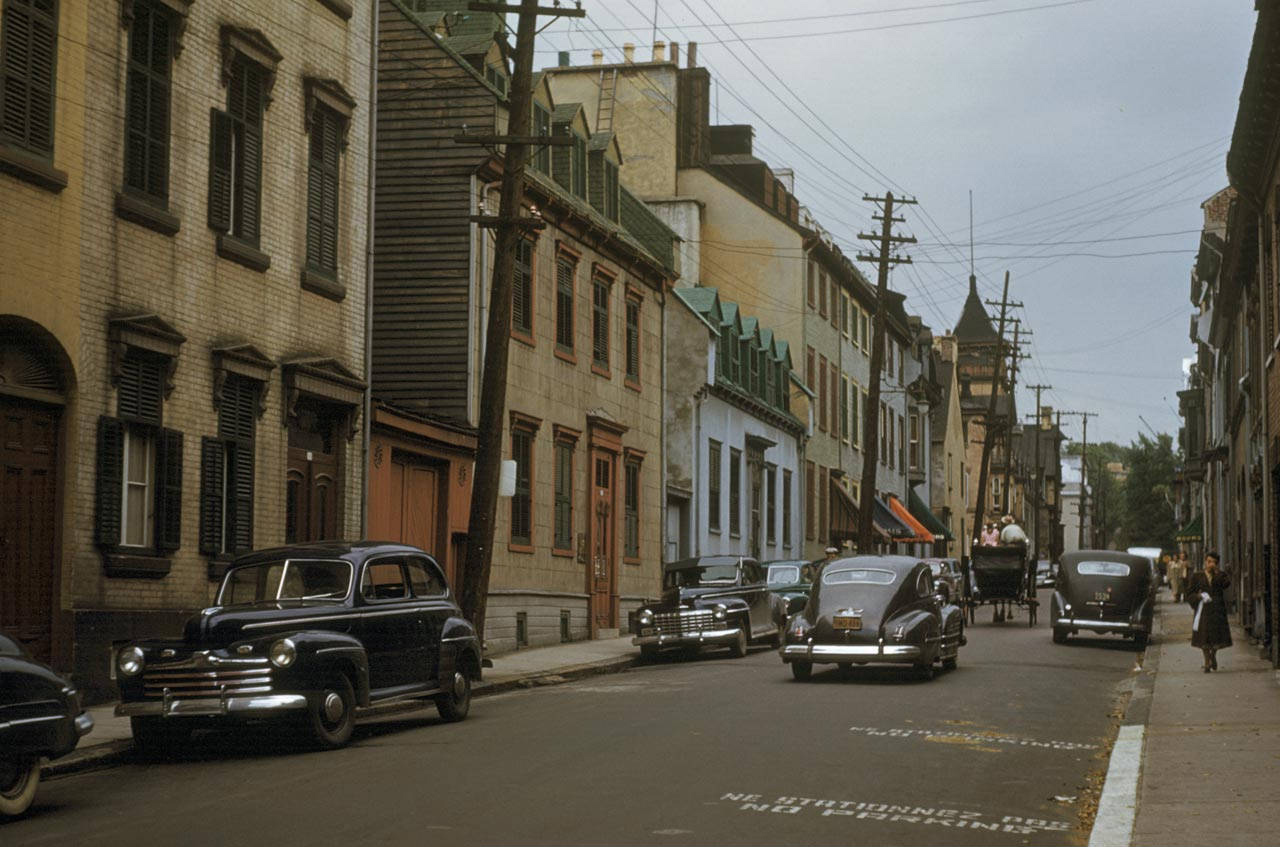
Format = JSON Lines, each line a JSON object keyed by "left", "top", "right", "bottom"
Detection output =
{"left": 41, "top": 653, "right": 639, "bottom": 780}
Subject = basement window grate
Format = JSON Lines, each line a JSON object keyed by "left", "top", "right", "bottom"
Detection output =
{"left": 560, "top": 609, "right": 571, "bottom": 643}
{"left": 516, "top": 611, "right": 528, "bottom": 647}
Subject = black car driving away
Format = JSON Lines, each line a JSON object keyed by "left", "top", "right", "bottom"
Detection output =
{"left": 114, "top": 542, "right": 482, "bottom": 751}
{"left": 1051, "top": 550, "right": 1154, "bottom": 647}
{"left": 781, "top": 556, "right": 965, "bottom": 681}
{"left": 1, "top": 632, "right": 94, "bottom": 817}
{"left": 632, "top": 555, "right": 782, "bottom": 659}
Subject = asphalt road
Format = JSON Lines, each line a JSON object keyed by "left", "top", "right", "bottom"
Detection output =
{"left": 6, "top": 588, "right": 1141, "bottom": 847}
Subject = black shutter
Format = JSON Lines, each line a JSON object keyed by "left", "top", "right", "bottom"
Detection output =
{"left": 95, "top": 416, "right": 124, "bottom": 549}
{"left": 306, "top": 113, "right": 323, "bottom": 269}
{"left": 0, "top": 0, "right": 57, "bottom": 155}
{"left": 320, "top": 113, "right": 339, "bottom": 271}
{"left": 240, "top": 122, "right": 262, "bottom": 243}
{"left": 229, "top": 443, "right": 254, "bottom": 553}
{"left": 117, "top": 353, "right": 164, "bottom": 425}
{"left": 208, "top": 108, "right": 232, "bottom": 231}
{"left": 154, "top": 427, "right": 183, "bottom": 551}
{"left": 124, "top": 66, "right": 149, "bottom": 191}
{"left": 199, "top": 437, "right": 225, "bottom": 556}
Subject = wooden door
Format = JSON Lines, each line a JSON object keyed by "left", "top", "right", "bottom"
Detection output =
{"left": 402, "top": 464, "right": 440, "bottom": 554}
{"left": 0, "top": 397, "right": 59, "bottom": 663}
{"left": 589, "top": 450, "right": 616, "bottom": 634}
{"left": 286, "top": 402, "right": 342, "bottom": 543}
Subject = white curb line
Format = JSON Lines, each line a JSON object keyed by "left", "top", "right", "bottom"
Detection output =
{"left": 1088, "top": 723, "right": 1145, "bottom": 847}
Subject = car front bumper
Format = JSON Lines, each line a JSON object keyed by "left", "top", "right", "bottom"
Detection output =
{"left": 1054, "top": 617, "right": 1149, "bottom": 634}
{"left": 115, "top": 693, "right": 309, "bottom": 718}
{"left": 632, "top": 627, "right": 742, "bottom": 649}
{"left": 780, "top": 642, "right": 922, "bottom": 664}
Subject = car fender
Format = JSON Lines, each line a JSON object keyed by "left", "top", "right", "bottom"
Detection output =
{"left": 885, "top": 608, "right": 938, "bottom": 644}
{"left": 1051, "top": 590, "right": 1068, "bottom": 617}
{"left": 440, "top": 617, "right": 483, "bottom": 682}
{"left": 278, "top": 631, "right": 371, "bottom": 707}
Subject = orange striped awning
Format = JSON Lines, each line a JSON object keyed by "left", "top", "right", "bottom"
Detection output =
{"left": 887, "top": 494, "right": 934, "bottom": 544}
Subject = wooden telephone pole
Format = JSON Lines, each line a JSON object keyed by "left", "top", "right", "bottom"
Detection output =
{"left": 1000, "top": 321, "right": 1030, "bottom": 515}
{"left": 855, "top": 192, "right": 917, "bottom": 553}
{"left": 457, "top": 0, "right": 585, "bottom": 643}
{"left": 1059, "top": 410, "right": 1097, "bottom": 551}
{"left": 970, "top": 272, "right": 1019, "bottom": 550}
{"left": 1024, "top": 383, "right": 1052, "bottom": 558}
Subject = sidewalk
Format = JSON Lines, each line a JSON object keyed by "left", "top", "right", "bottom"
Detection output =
{"left": 1131, "top": 596, "right": 1280, "bottom": 846}
{"left": 46, "top": 635, "right": 637, "bottom": 777}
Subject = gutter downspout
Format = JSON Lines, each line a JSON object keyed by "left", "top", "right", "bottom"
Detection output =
{"left": 360, "top": 0, "right": 378, "bottom": 536}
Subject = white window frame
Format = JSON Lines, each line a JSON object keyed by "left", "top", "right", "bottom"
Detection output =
{"left": 121, "top": 425, "right": 156, "bottom": 548}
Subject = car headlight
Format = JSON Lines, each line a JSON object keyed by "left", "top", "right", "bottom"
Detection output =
{"left": 713, "top": 603, "right": 727, "bottom": 621}
{"left": 1064, "top": 602, "right": 1072, "bottom": 612}
{"left": 637, "top": 610, "right": 654, "bottom": 627}
{"left": 117, "top": 646, "right": 145, "bottom": 677}
{"left": 787, "top": 617, "right": 810, "bottom": 639}
{"left": 269, "top": 638, "right": 297, "bottom": 668}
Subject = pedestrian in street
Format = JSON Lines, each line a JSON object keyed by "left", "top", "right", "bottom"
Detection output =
{"left": 1186, "top": 551, "right": 1232, "bottom": 672}
{"left": 824, "top": 546, "right": 839, "bottom": 564}
{"left": 999, "top": 515, "right": 1028, "bottom": 546}
{"left": 1168, "top": 553, "right": 1187, "bottom": 603}
{"left": 980, "top": 523, "right": 1000, "bottom": 546}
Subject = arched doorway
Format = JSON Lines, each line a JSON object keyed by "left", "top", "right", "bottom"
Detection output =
{"left": 0, "top": 323, "right": 70, "bottom": 664}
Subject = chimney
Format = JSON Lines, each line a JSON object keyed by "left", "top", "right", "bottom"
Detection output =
{"left": 670, "top": 42, "right": 679, "bottom": 65}
{"left": 652, "top": 41, "right": 665, "bottom": 62}
{"left": 558, "top": 50, "right": 571, "bottom": 67}
{"left": 687, "top": 41, "right": 697, "bottom": 67}
{"left": 591, "top": 48, "right": 603, "bottom": 66}
{"left": 623, "top": 42, "right": 635, "bottom": 63}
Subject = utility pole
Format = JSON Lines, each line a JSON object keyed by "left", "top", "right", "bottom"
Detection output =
{"left": 970, "top": 271, "right": 1019, "bottom": 549}
{"left": 456, "top": 0, "right": 586, "bottom": 643}
{"left": 1000, "top": 322, "right": 1030, "bottom": 515}
{"left": 855, "top": 192, "right": 917, "bottom": 552}
{"left": 1060, "top": 410, "right": 1097, "bottom": 551}
{"left": 1025, "top": 384, "right": 1052, "bottom": 558}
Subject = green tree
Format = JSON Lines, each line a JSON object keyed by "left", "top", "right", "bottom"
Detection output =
{"left": 1065, "top": 440, "right": 1128, "bottom": 548}
{"left": 1123, "top": 433, "right": 1178, "bottom": 550}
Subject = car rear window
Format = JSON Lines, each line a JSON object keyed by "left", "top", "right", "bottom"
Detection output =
{"left": 768, "top": 565, "right": 801, "bottom": 585}
{"left": 823, "top": 568, "right": 895, "bottom": 586}
{"left": 1077, "top": 561, "right": 1130, "bottom": 577}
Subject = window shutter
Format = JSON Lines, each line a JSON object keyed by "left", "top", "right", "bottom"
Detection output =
{"left": 321, "top": 114, "right": 339, "bottom": 272}
{"left": 512, "top": 247, "right": 528, "bottom": 332}
{"left": 199, "top": 437, "right": 225, "bottom": 556}
{"left": 0, "top": 0, "right": 57, "bottom": 155}
{"left": 208, "top": 108, "right": 232, "bottom": 231}
{"left": 154, "top": 427, "right": 183, "bottom": 552}
{"left": 95, "top": 416, "right": 125, "bottom": 548}
{"left": 306, "top": 117, "right": 324, "bottom": 269}
{"left": 229, "top": 443, "right": 254, "bottom": 553}
{"left": 124, "top": 66, "right": 149, "bottom": 191}
{"left": 240, "top": 122, "right": 262, "bottom": 243}
{"left": 117, "top": 353, "right": 164, "bottom": 425}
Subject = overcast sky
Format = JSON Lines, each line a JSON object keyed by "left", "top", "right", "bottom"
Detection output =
{"left": 532, "top": 0, "right": 1258, "bottom": 447}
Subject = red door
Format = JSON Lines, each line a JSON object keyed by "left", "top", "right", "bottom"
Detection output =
{"left": 0, "top": 397, "right": 59, "bottom": 663}
{"left": 286, "top": 401, "right": 342, "bottom": 543}
{"left": 589, "top": 450, "right": 617, "bottom": 635}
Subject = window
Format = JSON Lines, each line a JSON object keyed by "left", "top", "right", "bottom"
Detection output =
{"left": 0, "top": 0, "right": 58, "bottom": 159}
{"left": 708, "top": 439, "right": 722, "bottom": 533}
{"left": 818, "top": 465, "right": 828, "bottom": 543}
{"left": 603, "top": 160, "right": 619, "bottom": 221}
{"left": 305, "top": 104, "right": 341, "bottom": 279}
{"left": 898, "top": 414, "right": 906, "bottom": 470}
{"left": 782, "top": 470, "right": 792, "bottom": 550}
{"left": 766, "top": 464, "right": 777, "bottom": 545}
{"left": 888, "top": 411, "right": 896, "bottom": 470}
{"left": 199, "top": 373, "right": 260, "bottom": 558}
{"left": 123, "top": 1, "right": 174, "bottom": 204}
{"left": 764, "top": 353, "right": 776, "bottom": 405}
{"left": 909, "top": 413, "right": 921, "bottom": 471}
{"left": 829, "top": 366, "right": 839, "bottom": 435}
{"left": 852, "top": 383, "right": 863, "bottom": 450}
{"left": 806, "top": 260, "right": 816, "bottom": 308}
{"left": 406, "top": 557, "right": 446, "bottom": 597}
{"left": 513, "top": 238, "right": 534, "bottom": 337}
{"left": 555, "top": 251, "right": 575, "bottom": 352}
{"left": 729, "top": 448, "right": 742, "bottom": 536}
{"left": 804, "top": 460, "right": 815, "bottom": 540}
{"left": 805, "top": 346, "right": 815, "bottom": 396}
{"left": 817, "top": 355, "right": 827, "bottom": 432}
{"left": 361, "top": 561, "right": 408, "bottom": 601}
{"left": 887, "top": 342, "right": 895, "bottom": 379}
{"left": 818, "top": 270, "right": 828, "bottom": 318}
{"left": 532, "top": 103, "right": 551, "bottom": 173}
{"left": 879, "top": 402, "right": 887, "bottom": 464}
{"left": 624, "top": 460, "right": 640, "bottom": 559}
{"left": 991, "top": 476, "right": 1002, "bottom": 509}
{"left": 592, "top": 273, "right": 611, "bottom": 370}
{"left": 553, "top": 440, "right": 573, "bottom": 552}
{"left": 840, "top": 376, "right": 849, "bottom": 442}
{"left": 510, "top": 428, "right": 533, "bottom": 546}
{"left": 571, "top": 132, "right": 587, "bottom": 198}
{"left": 625, "top": 295, "right": 641, "bottom": 385}
{"left": 122, "top": 427, "right": 156, "bottom": 547}
{"left": 484, "top": 63, "right": 506, "bottom": 94}
{"left": 829, "top": 278, "right": 838, "bottom": 329}
{"left": 841, "top": 293, "right": 850, "bottom": 338}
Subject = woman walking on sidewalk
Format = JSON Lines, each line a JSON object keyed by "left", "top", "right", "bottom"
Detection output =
{"left": 1186, "top": 551, "right": 1231, "bottom": 672}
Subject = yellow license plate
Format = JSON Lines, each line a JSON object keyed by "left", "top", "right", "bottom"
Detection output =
{"left": 833, "top": 616, "right": 862, "bottom": 631}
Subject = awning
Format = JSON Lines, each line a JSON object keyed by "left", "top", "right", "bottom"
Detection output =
{"left": 829, "top": 478, "right": 892, "bottom": 544}
{"left": 908, "top": 485, "right": 954, "bottom": 541}
{"left": 873, "top": 496, "right": 916, "bottom": 540}
{"left": 887, "top": 495, "right": 934, "bottom": 545}
{"left": 1175, "top": 514, "right": 1203, "bottom": 543}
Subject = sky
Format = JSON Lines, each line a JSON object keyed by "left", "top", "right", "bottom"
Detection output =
{"left": 528, "top": 0, "right": 1258, "bottom": 447}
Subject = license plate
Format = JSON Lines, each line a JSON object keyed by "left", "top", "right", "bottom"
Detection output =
{"left": 1094, "top": 591, "right": 1109, "bottom": 601}
{"left": 833, "top": 615, "right": 862, "bottom": 631}
{"left": 640, "top": 627, "right": 656, "bottom": 636}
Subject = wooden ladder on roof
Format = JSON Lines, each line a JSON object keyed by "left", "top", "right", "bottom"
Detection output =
{"left": 596, "top": 68, "right": 618, "bottom": 132}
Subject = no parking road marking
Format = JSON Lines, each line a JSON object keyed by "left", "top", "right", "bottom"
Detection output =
{"left": 849, "top": 725, "right": 1099, "bottom": 751}
{"left": 719, "top": 794, "right": 1071, "bottom": 836}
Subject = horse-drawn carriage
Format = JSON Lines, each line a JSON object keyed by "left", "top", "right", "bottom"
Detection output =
{"left": 965, "top": 543, "right": 1037, "bottom": 626}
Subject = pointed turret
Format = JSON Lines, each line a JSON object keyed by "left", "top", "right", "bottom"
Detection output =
{"left": 954, "top": 274, "right": 1000, "bottom": 344}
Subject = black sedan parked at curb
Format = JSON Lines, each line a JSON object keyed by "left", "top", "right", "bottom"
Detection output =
{"left": 113, "top": 542, "right": 482, "bottom": 751}
{"left": 781, "top": 556, "right": 965, "bottom": 681}
{"left": 1, "top": 633, "right": 94, "bottom": 817}
{"left": 1051, "top": 550, "right": 1153, "bottom": 648}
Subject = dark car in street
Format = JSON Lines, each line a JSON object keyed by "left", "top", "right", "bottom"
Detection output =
{"left": 923, "top": 557, "right": 964, "bottom": 603}
{"left": 1051, "top": 550, "right": 1153, "bottom": 647}
{"left": 631, "top": 556, "right": 782, "bottom": 659}
{"left": 764, "top": 559, "right": 819, "bottom": 616}
{"left": 781, "top": 556, "right": 965, "bottom": 681}
{"left": 1, "top": 633, "right": 94, "bottom": 817}
{"left": 114, "top": 542, "right": 482, "bottom": 750}
{"left": 1035, "top": 559, "right": 1057, "bottom": 588}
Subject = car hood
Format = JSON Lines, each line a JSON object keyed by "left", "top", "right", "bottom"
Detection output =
{"left": 181, "top": 600, "right": 350, "bottom": 646}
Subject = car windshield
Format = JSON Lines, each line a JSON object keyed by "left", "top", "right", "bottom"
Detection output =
{"left": 822, "top": 568, "right": 896, "bottom": 586}
{"left": 928, "top": 563, "right": 944, "bottom": 577}
{"left": 1076, "top": 561, "right": 1131, "bottom": 578}
{"left": 767, "top": 565, "right": 801, "bottom": 585}
{"left": 667, "top": 564, "right": 738, "bottom": 587}
{"left": 219, "top": 559, "right": 353, "bottom": 604}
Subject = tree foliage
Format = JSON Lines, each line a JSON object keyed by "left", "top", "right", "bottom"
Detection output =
{"left": 1124, "top": 433, "right": 1178, "bottom": 550}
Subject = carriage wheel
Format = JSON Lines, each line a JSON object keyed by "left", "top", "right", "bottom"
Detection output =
{"left": 966, "top": 601, "right": 975, "bottom": 626}
{"left": 1028, "top": 602, "right": 1037, "bottom": 627}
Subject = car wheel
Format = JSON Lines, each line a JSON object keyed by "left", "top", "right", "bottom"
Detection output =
{"left": 729, "top": 627, "right": 748, "bottom": 658}
{"left": 307, "top": 674, "right": 356, "bottom": 749}
{"left": 942, "top": 652, "right": 958, "bottom": 671}
{"left": 0, "top": 756, "right": 40, "bottom": 818}
{"left": 1052, "top": 626, "right": 1068, "bottom": 644}
{"left": 1134, "top": 632, "right": 1150, "bottom": 650}
{"left": 790, "top": 661, "right": 812, "bottom": 681}
{"left": 435, "top": 669, "right": 472, "bottom": 723}
{"left": 130, "top": 716, "right": 193, "bottom": 757}
{"left": 639, "top": 644, "right": 660, "bottom": 661}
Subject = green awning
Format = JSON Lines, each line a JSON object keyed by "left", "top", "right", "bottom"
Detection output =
{"left": 908, "top": 486, "right": 954, "bottom": 541}
{"left": 1175, "top": 514, "right": 1203, "bottom": 542}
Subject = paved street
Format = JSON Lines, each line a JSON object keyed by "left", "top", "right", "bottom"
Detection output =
{"left": 4, "top": 589, "right": 1142, "bottom": 847}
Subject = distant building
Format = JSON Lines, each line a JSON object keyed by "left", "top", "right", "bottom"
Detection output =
{"left": 1060, "top": 455, "right": 1092, "bottom": 556}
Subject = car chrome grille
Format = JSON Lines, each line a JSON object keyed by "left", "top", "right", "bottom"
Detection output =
{"left": 653, "top": 609, "right": 718, "bottom": 635}
{"left": 142, "top": 660, "right": 273, "bottom": 700}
